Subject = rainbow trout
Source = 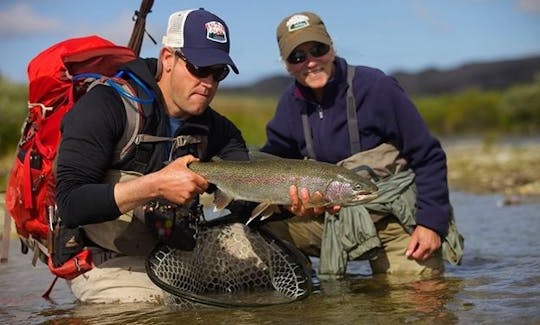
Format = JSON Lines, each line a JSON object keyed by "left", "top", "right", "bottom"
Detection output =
{"left": 189, "top": 158, "right": 378, "bottom": 224}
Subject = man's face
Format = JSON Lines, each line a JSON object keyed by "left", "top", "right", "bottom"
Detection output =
{"left": 159, "top": 48, "right": 226, "bottom": 119}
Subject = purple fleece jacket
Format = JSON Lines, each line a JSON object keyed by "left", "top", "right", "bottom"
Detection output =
{"left": 261, "top": 56, "right": 451, "bottom": 236}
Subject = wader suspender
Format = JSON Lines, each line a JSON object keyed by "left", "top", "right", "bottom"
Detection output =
{"left": 346, "top": 65, "right": 361, "bottom": 154}
{"left": 301, "top": 65, "right": 360, "bottom": 159}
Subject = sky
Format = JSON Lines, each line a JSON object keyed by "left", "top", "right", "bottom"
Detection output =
{"left": 1, "top": 0, "right": 540, "bottom": 87}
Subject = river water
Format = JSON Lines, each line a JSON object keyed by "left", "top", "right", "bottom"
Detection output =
{"left": 1, "top": 191, "right": 539, "bottom": 324}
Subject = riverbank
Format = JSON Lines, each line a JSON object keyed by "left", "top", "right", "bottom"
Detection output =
{"left": 443, "top": 137, "right": 540, "bottom": 204}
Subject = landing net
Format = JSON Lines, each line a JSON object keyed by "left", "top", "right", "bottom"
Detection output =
{"left": 146, "top": 222, "right": 312, "bottom": 309}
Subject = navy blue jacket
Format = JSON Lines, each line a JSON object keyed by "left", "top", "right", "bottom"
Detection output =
{"left": 261, "top": 56, "right": 451, "bottom": 236}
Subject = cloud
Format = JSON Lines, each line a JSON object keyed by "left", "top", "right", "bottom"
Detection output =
{"left": 0, "top": 3, "right": 138, "bottom": 45}
{"left": 517, "top": 0, "right": 540, "bottom": 14}
{"left": 0, "top": 3, "right": 61, "bottom": 38}
{"left": 100, "top": 12, "right": 140, "bottom": 46}
{"left": 411, "top": 0, "right": 450, "bottom": 33}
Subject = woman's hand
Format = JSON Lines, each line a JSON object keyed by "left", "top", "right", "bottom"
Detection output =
{"left": 406, "top": 225, "right": 442, "bottom": 261}
{"left": 284, "top": 185, "right": 341, "bottom": 217}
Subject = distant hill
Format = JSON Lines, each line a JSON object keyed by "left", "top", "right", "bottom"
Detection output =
{"left": 222, "top": 74, "right": 294, "bottom": 96}
{"left": 222, "top": 54, "right": 540, "bottom": 97}
{"left": 392, "top": 55, "right": 540, "bottom": 96}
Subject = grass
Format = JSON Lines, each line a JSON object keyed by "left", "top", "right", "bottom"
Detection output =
{"left": 212, "top": 94, "right": 277, "bottom": 148}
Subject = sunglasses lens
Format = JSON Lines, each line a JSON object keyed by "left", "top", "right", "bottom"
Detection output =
{"left": 214, "top": 66, "right": 230, "bottom": 81}
{"left": 287, "top": 51, "right": 306, "bottom": 64}
{"left": 185, "top": 60, "right": 229, "bottom": 81}
{"left": 286, "top": 43, "right": 330, "bottom": 65}
{"left": 176, "top": 50, "right": 229, "bottom": 82}
{"left": 184, "top": 61, "right": 201, "bottom": 77}
{"left": 197, "top": 66, "right": 229, "bottom": 82}
{"left": 311, "top": 43, "right": 330, "bottom": 57}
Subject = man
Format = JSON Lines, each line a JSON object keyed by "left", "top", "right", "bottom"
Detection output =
{"left": 55, "top": 8, "right": 249, "bottom": 303}
{"left": 262, "top": 11, "right": 463, "bottom": 279}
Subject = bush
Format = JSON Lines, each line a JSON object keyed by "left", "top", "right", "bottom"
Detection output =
{"left": 0, "top": 77, "right": 27, "bottom": 155}
{"left": 500, "top": 76, "right": 540, "bottom": 134}
{"left": 415, "top": 89, "right": 504, "bottom": 135}
{"left": 212, "top": 94, "right": 277, "bottom": 147}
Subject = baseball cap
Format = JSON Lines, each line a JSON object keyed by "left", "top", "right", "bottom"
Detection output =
{"left": 276, "top": 12, "right": 333, "bottom": 60}
{"left": 162, "top": 8, "right": 238, "bottom": 74}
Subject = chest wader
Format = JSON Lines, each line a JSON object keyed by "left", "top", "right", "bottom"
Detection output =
{"left": 301, "top": 66, "right": 464, "bottom": 276}
{"left": 82, "top": 134, "right": 208, "bottom": 257}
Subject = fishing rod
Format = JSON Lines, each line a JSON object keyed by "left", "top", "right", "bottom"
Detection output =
{"left": 127, "top": 0, "right": 156, "bottom": 56}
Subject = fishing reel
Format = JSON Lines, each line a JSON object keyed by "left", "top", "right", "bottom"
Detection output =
{"left": 143, "top": 198, "right": 204, "bottom": 251}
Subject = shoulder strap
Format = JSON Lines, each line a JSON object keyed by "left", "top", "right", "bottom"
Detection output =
{"left": 113, "top": 81, "right": 144, "bottom": 162}
{"left": 300, "top": 106, "right": 317, "bottom": 159}
{"left": 346, "top": 65, "right": 361, "bottom": 154}
{"left": 300, "top": 64, "right": 360, "bottom": 159}
{"left": 87, "top": 78, "right": 143, "bottom": 163}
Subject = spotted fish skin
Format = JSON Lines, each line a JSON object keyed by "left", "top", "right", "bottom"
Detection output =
{"left": 189, "top": 158, "right": 378, "bottom": 223}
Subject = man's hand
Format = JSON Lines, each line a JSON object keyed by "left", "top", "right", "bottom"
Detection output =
{"left": 114, "top": 155, "right": 208, "bottom": 213}
{"left": 405, "top": 225, "right": 442, "bottom": 261}
{"left": 284, "top": 185, "right": 341, "bottom": 217}
{"left": 155, "top": 155, "right": 209, "bottom": 205}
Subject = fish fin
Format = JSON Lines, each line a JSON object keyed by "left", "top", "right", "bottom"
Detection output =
{"left": 213, "top": 189, "right": 233, "bottom": 210}
{"left": 246, "top": 201, "right": 275, "bottom": 225}
{"left": 199, "top": 192, "right": 214, "bottom": 207}
{"left": 208, "top": 156, "right": 223, "bottom": 162}
{"left": 260, "top": 205, "right": 281, "bottom": 221}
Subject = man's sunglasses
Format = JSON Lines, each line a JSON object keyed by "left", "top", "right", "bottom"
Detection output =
{"left": 175, "top": 50, "right": 230, "bottom": 82}
{"left": 286, "top": 43, "right": 331, "bottom": 64}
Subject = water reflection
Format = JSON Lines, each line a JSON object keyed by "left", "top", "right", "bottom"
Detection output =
{"left": 1, "top": 191, "right": 539, "bottom": 324}
{"left": 347, "top": 275, "right": 462, "bottom": 323}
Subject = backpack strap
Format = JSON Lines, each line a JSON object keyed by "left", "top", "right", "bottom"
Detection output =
{"left": 300, "top": 64, "right": 360, "bottom": 159}
{"left": 113, "top": 81, "right": 144, "bottom": 162}
{"left": 86, "top": 77, "right": 147, "bottom": 163}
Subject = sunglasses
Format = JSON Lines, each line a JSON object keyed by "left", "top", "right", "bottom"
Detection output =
{"left": 174, "top": 50, "right": 230, "bottom": 82}
{"left": 286, "top": 43, "right": 331, "bottom": 64}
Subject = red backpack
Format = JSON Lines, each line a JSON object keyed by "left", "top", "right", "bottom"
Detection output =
{"left": 4, "top": 35, "right": 145, "bottom": 280}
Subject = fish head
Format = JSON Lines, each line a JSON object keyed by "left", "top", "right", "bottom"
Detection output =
{"left": 324, "top": 175, "right": 378, "bottom": 205}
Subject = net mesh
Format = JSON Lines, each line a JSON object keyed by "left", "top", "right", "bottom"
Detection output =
{"left": 146, "top": 222, "right": 312, "bottom": 309}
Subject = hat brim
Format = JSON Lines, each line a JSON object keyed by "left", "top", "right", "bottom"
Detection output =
{"left": 280, "top": 30, "right": 332, "bottom": 60}
{"left": 181, "top": 48, "right": 239, "bottom": 74}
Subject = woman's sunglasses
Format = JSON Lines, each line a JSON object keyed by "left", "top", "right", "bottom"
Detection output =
{"left": 286, "top": 43, "right": 331, "bottom": 64}
{"left": 175, "top": 50, "right": 230, "bottom": 82}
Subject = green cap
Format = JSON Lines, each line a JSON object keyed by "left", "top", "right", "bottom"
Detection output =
{"left": 276, "top": 12, "right": 332, "bottom": 60}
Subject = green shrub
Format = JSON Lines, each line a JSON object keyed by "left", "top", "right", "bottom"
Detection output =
{"left": 415, "top": 89, "right": 504, "bottom": 135}
{"left": 500, "top": 76, "right": 540, "bottom": 134}
{"left": 0, "top": 76, "right": 27, "bottom": 156}
{"left": 212, "top": 94, "right": 277, "bottom": 147}
{"left": 0, "top": 77, "right": 27, "bottom": 189}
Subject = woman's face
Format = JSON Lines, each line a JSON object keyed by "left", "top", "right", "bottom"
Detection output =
{"left": 285, "top": 41, "right": 335, "bottom": 90}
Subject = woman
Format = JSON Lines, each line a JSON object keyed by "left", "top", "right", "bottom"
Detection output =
{"left": 262, "top": 11, "right": 463, "bottom": 278}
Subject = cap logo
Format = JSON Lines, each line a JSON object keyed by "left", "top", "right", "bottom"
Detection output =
{"left": 286, "top": 14, "right": 310, "bottom": 32}
{"left": 205, "top": 21, "right": 227, "bottom": 43}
